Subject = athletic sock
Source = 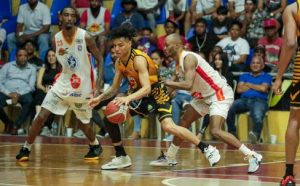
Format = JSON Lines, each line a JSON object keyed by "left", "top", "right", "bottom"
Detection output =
{"left": 24, "top": 141, "right": 32, "bottom": 151}
{"left": 90, "top": 138, "right": 99, "bottom": 145}
{"left": 285, "top": 164, "right": 294, "bottom": 177}
{"left": 239, "top": 144, "right": 253, "bottom": 156}
{"left": 166, "top": 143, "right": 179, "bottom": 159}
{"left": 198, "top": 141, "right": 209, "bottom": 153}
{"left": 115, "top": 145, "right": 127, "bottom": 157}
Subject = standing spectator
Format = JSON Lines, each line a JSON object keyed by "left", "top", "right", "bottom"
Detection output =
{"left": 71, "top": 0, "right": 90, "bottom": 16}
{"left": 111, "top": 0, "right": 145, "bottom": 33}
{"left": 7, "top": 0, "right": 51, "bottom": 60}
{"left": 241, "top": 0, "right": 266, "bottom": 48}
{"left": 24, "top": 40, "right": 44, "bottom": 71}
{"left": 35, "top": 49, "right": 61, "bottom": 136}
{"left": 80, "top": 0, "right": 111, "bottom": 56}
{"left": 258, "top": 18, "right": 283, "bottom": 72}
{"left": 167, "top": 0, "right": 189, "bottom": 35}
{"left": 217, "top": 21, "right": 250, "bottom": 72}
{"left": 226, "top": 56, "right": 272, "bottom": 143}
{"left": 0, "top": 49, "right": 36, "bottom": 135}
{"left": 228, "top": 0, "right": 245, "bottom": 20}
{"left": 136, "top": 0, "right": 167, "bottom": 31}
{"left": 188, "top": 18, "right": 219, "bottom": 59}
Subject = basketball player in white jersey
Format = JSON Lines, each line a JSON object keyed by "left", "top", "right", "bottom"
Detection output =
{"left": 150, "top": 33, "right": 263, "bottom": 173}
{"left": 16, "top": 7, "right": 104, "bottom": 161}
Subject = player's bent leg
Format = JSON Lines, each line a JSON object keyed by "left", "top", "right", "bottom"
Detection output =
{"left": 16, "top": 108, "right": 52, "bottom": 161}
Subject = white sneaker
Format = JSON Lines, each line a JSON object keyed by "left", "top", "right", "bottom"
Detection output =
{"left": 73, "top": 129, "right": 85, "bottom": 138}
{"left": 149, "top": 151, "right": 177, "bottom": 167}
{"left": 204, "top": 145, "right": 221, "bottom": 166}
{"left": 101, "top": 155, "right": 132, "bottom": 170}
{"left": 40, "top": 127, "right": 52, "bottom": 137}
{"left": 248, "top": 152, "right": 262, "bottom": 173}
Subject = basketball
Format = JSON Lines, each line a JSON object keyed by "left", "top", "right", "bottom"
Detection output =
{"left": 104, "top": 101, "right": 129, "bottom": 124}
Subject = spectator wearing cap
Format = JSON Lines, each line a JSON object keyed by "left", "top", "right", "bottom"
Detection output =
{"left": 7, "top": 0, "right": 50, "bottom": 61}
{"left": 241, "top": 0, "right": 267, "bottom": 48}
{"left": 258, "top": 18, "right": 283, "bottom": 72}
{"left": 157, "top": 18, "right": 188, "bottom": 51}
{"left": 111, "top": 0, "right": 145, "bottom": 33}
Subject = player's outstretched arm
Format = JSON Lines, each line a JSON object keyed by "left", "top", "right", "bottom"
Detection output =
{"left": 165, "top": 54, "right": 197, "bottom": 90}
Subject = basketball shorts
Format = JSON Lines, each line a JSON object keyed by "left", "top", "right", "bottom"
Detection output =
{"left": 41, "top": 90, "right": 92, "bottom": 124}
{"left": 190, "top": 85, "right": 234, "bottom": 119}
{"left": 129, "top": 82, "right": 172, "bottom": 121}
{"left": 290, "top": 80, "right": 300, "bottom": 107}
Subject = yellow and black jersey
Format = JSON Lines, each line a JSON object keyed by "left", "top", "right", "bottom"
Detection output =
{"left": 117, "top": 49, "right": 158, "bottom": 90}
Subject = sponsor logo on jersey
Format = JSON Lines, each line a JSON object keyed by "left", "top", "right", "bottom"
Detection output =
{"left": 70, "top": 74, "right": 81, "bottom": 89}
{"left": 57, "top": 40, "right": 63, "bottom": 47}
{"left": 66, "top": 54, "right": 80, "bottom": 71}
{"left": 69, "top": 91, "right": 82, "bottom": 97}
{"left": 74, "top": 103, "right": 83, "bottom": 108}
{"left": 75, "top": 39, "right": 83, "bottom": 43}
{"left": 77, "top": 45, "right": 82, "bottom": 51}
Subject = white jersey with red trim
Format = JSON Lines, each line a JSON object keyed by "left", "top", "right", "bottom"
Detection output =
{"left": 52, "top": 28, "right": 94, "bottom": 102}
{"left": 178, "top": 50, "right": 227, "bottom": 100}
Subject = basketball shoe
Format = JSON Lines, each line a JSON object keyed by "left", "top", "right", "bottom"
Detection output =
{"left": 247, "top": 152, "right": 263, "bottom": 173}
{"left": 149, "top": 151, "right": 178, "bottom": 167}
{"left": 101, "top": 155, "right": 132, "bottom": 170}
{"left": 16, "top": 147, "right": 30, "bottom": 161}
{"left": 84, "top": 144, "right": 103, "bottom": 160}
{"left": 203, "top": 145, "right": 221, "bottom": 166}
{"left": 280, "top": 175, "right": 296, "bottom": 186}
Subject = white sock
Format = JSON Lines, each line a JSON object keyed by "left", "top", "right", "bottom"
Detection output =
{"left": 24, "top": 141, "right": 32, "bottom": 151}
{"left": 167, "top": 143, "right": 180, "bottom": 159}
{"left": 239, "top": 144, "right": 253, "bottom": 156}
{"left": 90, "top": 138, "right": 99, "bottom": 145}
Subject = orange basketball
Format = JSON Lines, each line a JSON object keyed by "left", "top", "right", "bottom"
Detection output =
{"left": 104, "top": 101, "right": 129, "bottom": 124}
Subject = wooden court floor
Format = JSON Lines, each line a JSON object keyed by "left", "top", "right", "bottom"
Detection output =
{"left": 0, "top": 135, "right": 299, "bottom": 186}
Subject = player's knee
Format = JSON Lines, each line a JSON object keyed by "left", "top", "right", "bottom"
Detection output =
{"left": 210, "top": 127, "right": 220, "bottom": 138}
{"left": 162, "top": 123, "right": 176, "bottom": 134}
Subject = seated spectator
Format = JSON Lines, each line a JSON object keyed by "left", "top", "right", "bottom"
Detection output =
{"left": 157, "top": 18, "right": 188, "bottom": 51}
{"left": 188, "top": 18, "right": 219, "bottom": 59}
{"left": 35, "top": 49, "right": 61, "bottom": 136}
{"left": 226, "top": 56, "right": 272, "bottom": 144}
{"left": 136, "top": 27, "right": 157, "bottom": 56}
{"left": 258, "top": 18, "right": 283, "bottom": 72}
{"left": 111, "top": 0, "right": 145, "bottom": 34}
{"left": 167, "top": 0, "right": 189, "bottom": 35}
{"left": 241, "top": 0, "right": 266, "bottom": 48}
{"left": 24, "top": 40, "right": 44, "bottom": 71}
{"left": 71, "top": 0, "right": 90, "bottom": 16}
{"left": 80, "top": 0, "right": 111, "bottom": 56}
{"left": 208, "top": 45, "right": 223, "bottom": 64}
{"left": 212, "top": 51, "right": 234, "bottom": 88}
{"left": 217, "top": 20, "right": 250, "bottom": 72}
{"left": 136, "top": 0, "right": 167, "bottom": 31}
{"left": 0, "top": 49, "right": 36, "bottom": 135}
{"left": 228, "top": 0, "right": 245, "bottom": 20}
{"left": 210, "top": 6, "right": 232, "bottom": 40}
{"left": 191, "top": 0, "right": 221, "bottom": 22}
{"left": 258, "top": 0, "right": 286, "bottom": 21}
{"left": 7, "top": 0, "right": 50, "bottom": 60}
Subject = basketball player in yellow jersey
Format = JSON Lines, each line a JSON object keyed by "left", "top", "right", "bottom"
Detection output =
{"left": 272, "top": 2, "right": 300, "bottom": 186}
{"left": 89, "top": 24, "right": 220, "bottom": 170}
{"left": 16, "top": 7, "right": 104, "bottom": 162}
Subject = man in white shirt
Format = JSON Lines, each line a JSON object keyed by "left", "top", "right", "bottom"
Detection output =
{"left": 7, "top": 0, "right": 51, "bottom": 60}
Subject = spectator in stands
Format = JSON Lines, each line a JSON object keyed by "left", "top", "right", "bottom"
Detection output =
{"left": 24, "top": 40, "right": 44, "bottom": 71}
{"left": 191, "top": 0, "right": 221, "bottom": 22}
{"left": 167, "top": 0, "right": 189, "bottom": 35}
{"left": 258, "top": 0, "right": 286, "bottom": 21}
{"left": 0, "top": 48, "right": 36, "bottom": 135}
{"left": 188, "top": 18, "right": 219, "bottom": 60}
{"left": 111, "top": 0, "right": 145, "bottom": 33}
{"left": 35, "top": 49, "right": 61, "bottom": 136}
{"left": 212, "top": 51, "right": 234, "bottom": 88}
{"left": 258, "top": 18, "right": 283, "bottom": 72}
{"left": 71, "top": 0, "right": 90, "bottom": 16}
{"left": 136, "top": 0, "right": 167, "bottom": 31}
{"left": 228, "top": 0, "right": 245, "bottom": 20}
{"left": 217, "top": 20, "right": 250, "bottom": 72}
{"left": 208, "top": 45, "right": 223, "bottom": 63}
{"left": 80, "top": 0, "right": 111, "bottom": 56}
{"left": 7, "top": 0, "right": 51, "bottom": 60}
{"left": 226, "top": 56, "right": 272, "bottom": 144}
{"left": 241, "top": 0, "right": 266, "bottom": 48}
{"left": 0, "top": 17, "right": 6, "bottom": 64}
{"left": 136, "top": 27, "right": 157, "bottom": 56}
{"left": 157, "top": 18, "right": 188, "bottom": 51}
{"left": 210, "top": 6, "right": 232, "bottom": 40}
